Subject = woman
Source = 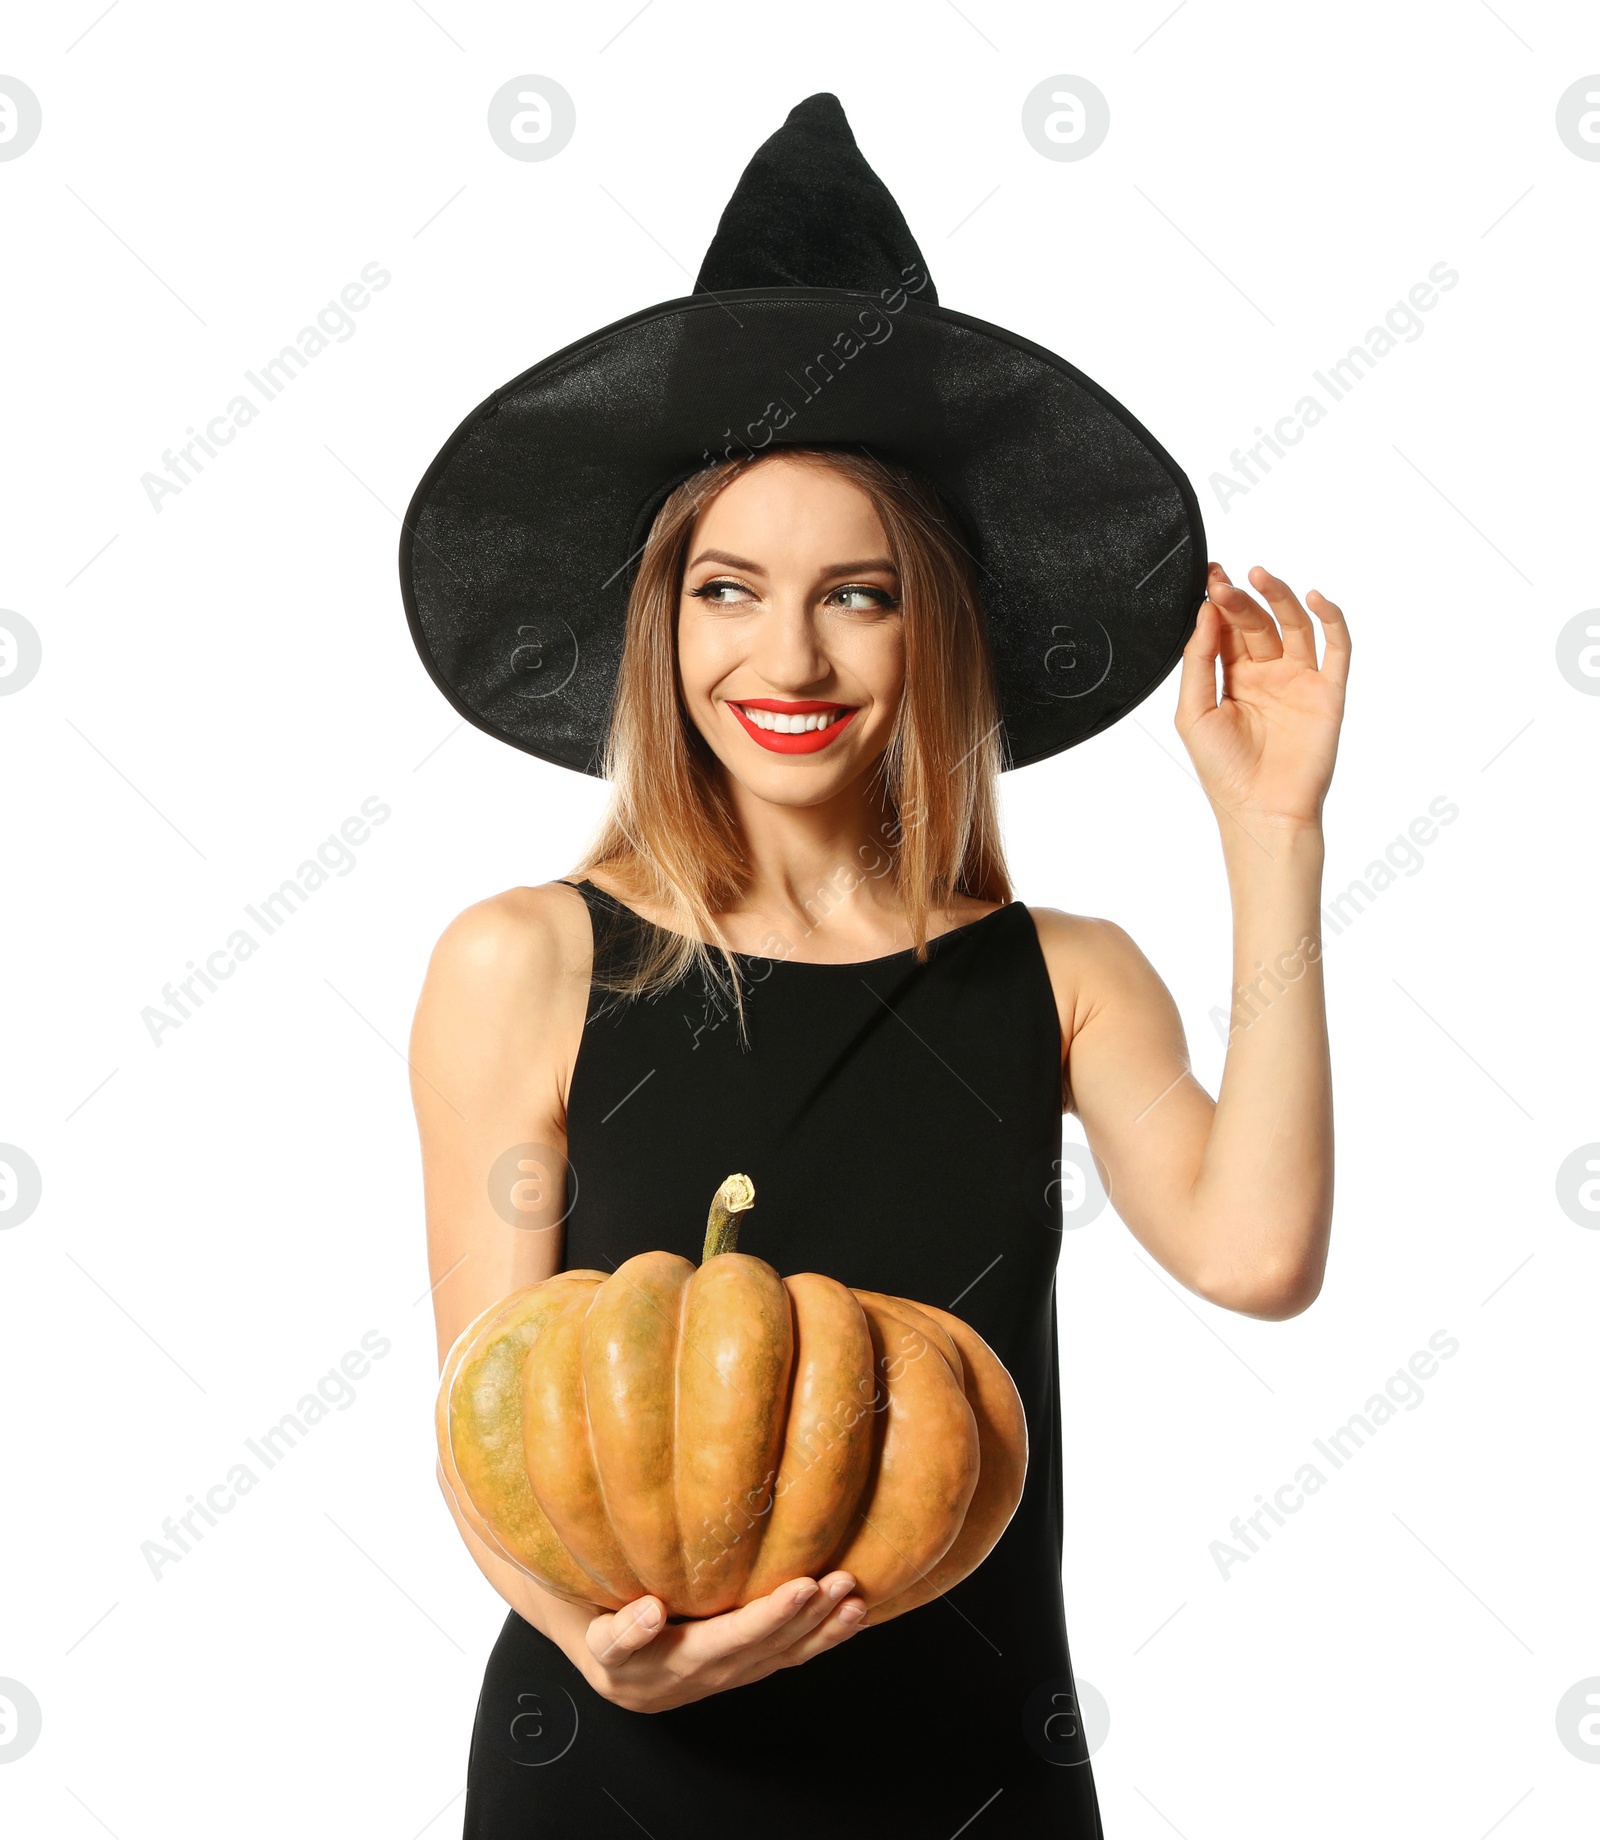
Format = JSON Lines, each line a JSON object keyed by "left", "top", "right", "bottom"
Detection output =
{"left": 403, "top": 97, "right": 1346, "bottom": 1838}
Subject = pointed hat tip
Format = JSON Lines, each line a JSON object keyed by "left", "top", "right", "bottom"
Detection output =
{"left": 778, "top": 92, "right": 860, "bottom": 149}
{"left": 694, "top": 90, "right": 935, "bottom": 301}
{"left": 787, "top": 91, "right": 848, "bottom": 122}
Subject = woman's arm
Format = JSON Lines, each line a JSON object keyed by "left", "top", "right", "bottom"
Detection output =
{"left": 410, "top": 882, "right": 589, "bottom": 1648}
{"left": 1033, "top": 564, "right": 1349, "bottom": 1321}
{"left": 409, "top": 881, "right": 867, "bottom": 1707}
{"left": 412, "top": 886, "right": 586, "bottom": 1369}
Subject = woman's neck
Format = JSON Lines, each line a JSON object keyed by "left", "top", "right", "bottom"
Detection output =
{"left": 709, "top": 772, "right": 922, "bottom": 959}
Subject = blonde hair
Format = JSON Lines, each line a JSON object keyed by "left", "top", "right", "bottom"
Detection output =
{"left": 572, "top": 446, "right": 1010, "bottom": 1019}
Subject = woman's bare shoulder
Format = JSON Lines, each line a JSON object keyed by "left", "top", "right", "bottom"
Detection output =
{"left": 1023, "top": 904, "right": 1143, "bottom": 963}
{"left": 427, "top": 879, "right": 591, "bottom": 975}
{"left": 1022, "top": 904, "right": 1171, "bottom": 1036}
{"left": 415, "top": 880, "right": 595, "bottom": 1039}
{"left": 409, "top": 880, "right": 597, "bottom": 1124}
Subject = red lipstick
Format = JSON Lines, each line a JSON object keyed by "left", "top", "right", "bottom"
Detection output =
{"left": 728, "top": 698, "right": 859, "bottom": 754}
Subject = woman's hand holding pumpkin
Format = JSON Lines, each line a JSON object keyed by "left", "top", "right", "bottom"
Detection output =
{"left": 553, "top": 1571, "right": 868, "bottom": 1713}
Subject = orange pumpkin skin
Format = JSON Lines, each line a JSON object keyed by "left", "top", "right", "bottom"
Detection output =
{"left": 437, "top": 1181, "right": 1028, "bottom": 1623}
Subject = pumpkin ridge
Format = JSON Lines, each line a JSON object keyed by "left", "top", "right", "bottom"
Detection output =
{"left": 821, "top": 1297, "right": 977, "bottom": 1599}
{"left": 443, "top": 1279, "right": 610, "bottom": 1603}
{"left": 863, "top": 1304, "right": 1029, "bottom": 1624}
{"left": 762, "top": 1282, "right": 803, "bottom": 1579}
{"left": 744, "top": 1272, "right": 875, "bottom": 1598}
{"left": 582, "top": 1254, "right": 693, "bottom": 1602}
{"left": 673, "top": 1251, "right": 794, "bottom": 1612}
{"left": 575, "top": 1290, "right": 611, "bottom": 1592}
{"left": 670, "top": 1261, "right": 690, "bottom": 1596}
{"left": 438, "top": 1291, "right": 528, "bottom": 1572}
{"left": 816, "top": 1303, "right": 888, "bottom": 1578}
{"left": 524, "top": 1289, "right": 643, "bottom": 1605}
{"left": 852, "top": 1288, "right": 964, "bottom": 1387}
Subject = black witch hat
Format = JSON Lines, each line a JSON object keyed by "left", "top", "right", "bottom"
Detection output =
{"left": 400, "top": 93, "right": 1206, "bottom": 776}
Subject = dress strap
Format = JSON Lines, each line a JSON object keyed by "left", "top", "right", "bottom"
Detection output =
{"left": 566, "top": 877, "right": 652, "bottom": 994}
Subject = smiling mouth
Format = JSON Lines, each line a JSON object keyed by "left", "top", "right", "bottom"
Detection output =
{"left": 728, "top": 699, "right": 860, "bottom": 754}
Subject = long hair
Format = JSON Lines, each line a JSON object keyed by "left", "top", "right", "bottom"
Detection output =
{"left": 572, "top": 445, "right": 1010, "bottom": 1021}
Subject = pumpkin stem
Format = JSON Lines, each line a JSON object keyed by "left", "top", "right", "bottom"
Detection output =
{"left": 702, "top": 1173, "right": 756, "bottom": 1261}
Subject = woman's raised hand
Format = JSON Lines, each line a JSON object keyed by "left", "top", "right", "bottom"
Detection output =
{"left": 563, "top": 1572, "right": 868, "bottom": 1714}
{"left": 1176, "top": 562, "right": 1351, "bottom": 834}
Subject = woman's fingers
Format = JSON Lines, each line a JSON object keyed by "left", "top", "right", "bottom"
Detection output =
{"left": 710, "top": 1572, "right": 859, "bottom": 1661}
{"left": 1176, "top": 596, "right": 1223, "bottom": 728}
{"left": 767, "top": 1572, "right": 863, "bottom": 1648}
{"left": 1207, "top": 561, "right": 1283, "bottom": 664}
{"left": 588, "top": 1572, "right": 869, "bottom": 1688}
{"left": 1248, "top": 565, "right": 1318, "bottom": 667}
{"left": 1204, "top": 562, "right": 1346, "bottom": 681}
{"left": 721, "top": 1576, "right": 830, "bottom": 1651}
{"left": 718, "top": 1576, "right": 867, "bottom": 1682}
{"left": 586, "top": 1595, "right": 666, "bottom": 1668}
{"left": 771, "top": 1588, "right": 867, "bottom": 1665}
{"left": 1306, "top": 588, "right": 1352, "bottom": 689}
{"left": 585, "top": 1575, "right": 869, "bottom": 1709}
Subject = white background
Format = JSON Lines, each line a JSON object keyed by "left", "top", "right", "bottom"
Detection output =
{"left": 2, "top": 2, "right": 1597, "bottom": 1835}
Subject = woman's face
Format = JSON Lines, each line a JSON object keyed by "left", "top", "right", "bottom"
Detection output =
{"left": 677, "top": 455, "right": 905, "bottom": 808}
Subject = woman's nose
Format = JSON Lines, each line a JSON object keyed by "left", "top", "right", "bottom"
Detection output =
{"left": 751, "top": 599, "right": 829, "bottom": 689}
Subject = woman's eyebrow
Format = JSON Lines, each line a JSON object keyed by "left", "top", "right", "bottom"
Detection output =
{"left": 685, "top": 551, "right": 899, "bottom": 576}
{"left": 687, "top": 548, "right": 765, "bottom": 572}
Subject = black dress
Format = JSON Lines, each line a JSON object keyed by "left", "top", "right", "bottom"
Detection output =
{"left": 462, "top": 880, "right": 1104, "bottom": 1838}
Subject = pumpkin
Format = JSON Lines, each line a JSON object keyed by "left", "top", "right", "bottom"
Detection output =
{"left": 437, "top": 1174, "right": 1027, "bottom": 1624}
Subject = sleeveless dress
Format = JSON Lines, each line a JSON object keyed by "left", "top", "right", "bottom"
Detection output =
{"left": 461, "top": 880, "right": 1104, "bottom": 1838}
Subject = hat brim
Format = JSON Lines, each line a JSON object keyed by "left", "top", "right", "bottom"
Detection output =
{"left": 400, "top": 288, "right": 1207, "bottom": 777}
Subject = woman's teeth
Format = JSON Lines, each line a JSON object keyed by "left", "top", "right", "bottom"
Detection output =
{"left": 737, "top": 706, "right": 845, "bottom": 733}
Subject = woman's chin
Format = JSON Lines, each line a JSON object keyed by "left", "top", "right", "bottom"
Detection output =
{"left": 715, "top": 747, "right": 881, "bottom": 810}
{"left": 724, "top": 766, "right": 859, "bottom": 809}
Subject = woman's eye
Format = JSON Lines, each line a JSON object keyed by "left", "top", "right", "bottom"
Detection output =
{"left": 690, "top": 578, "right": 755, "bottom": 605}
{"left": 688, "top": 579, "right": 898, "bottom": 610}
{"left": 828, "top": 585, "right": 899, "bottom": 612}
